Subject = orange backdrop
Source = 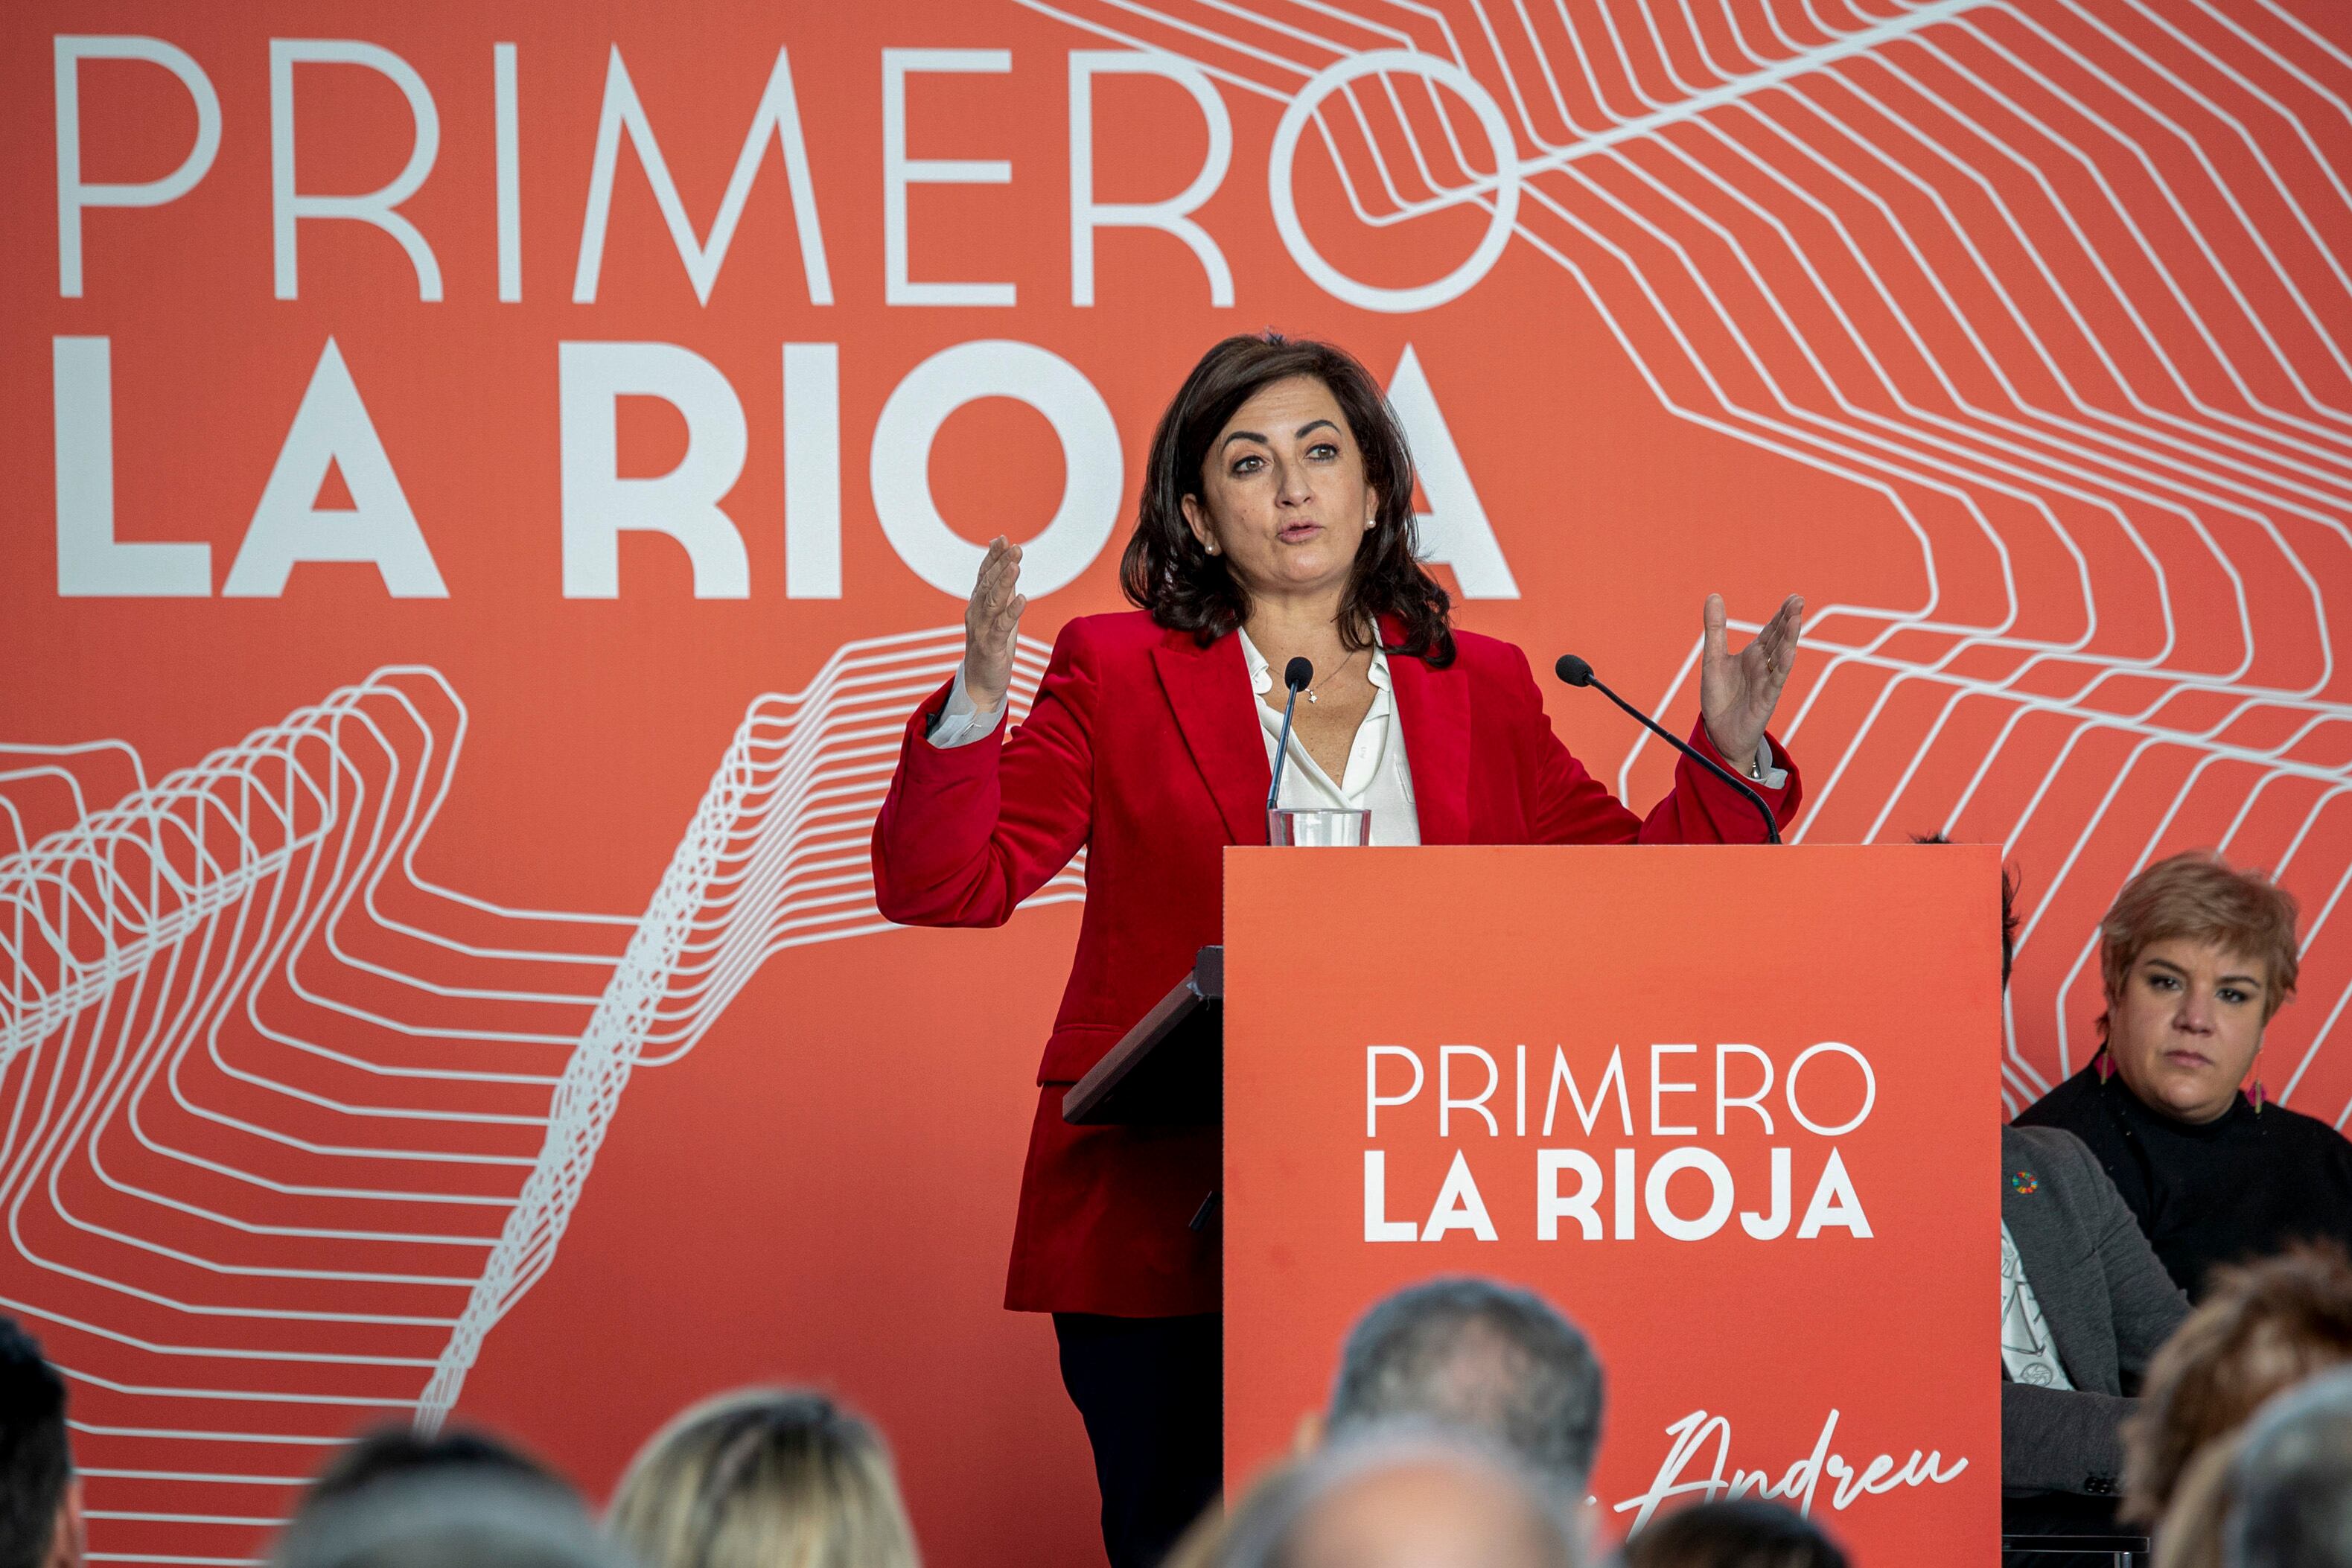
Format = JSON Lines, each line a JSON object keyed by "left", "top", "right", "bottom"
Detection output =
{"left": 3, "top": 1, "right": 2348, "bottom": 1564}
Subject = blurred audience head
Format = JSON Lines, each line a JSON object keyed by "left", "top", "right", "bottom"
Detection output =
{"left": 1618, "top": 1499, "right": 1849, "bottom": 1568}
{"left": 2095, "top": 851, "right": 2299, "bottom": 1124}
{"left": 2149, "top": 1434, "right": 2237, "bottom": 1568}
{"left": 305, "top": 1425, "right": 570, "bottom": 1515}
{"left": 0, "top": 1317, "right": 78, "bottom": 1568}
{"left": 1326, "top": 1278, "right": 1604, "bottom": 1497}
{"left": 1163, "top": 1493, "right": 1249, "bottom": 1568}
{"left": 1218, "top": 1421, "right": 1581, "bottom": 1568}
{"left": 606, "top": 1387, "right": 919, "bottom": 1568}
{"left": 270, "top": 1472, "right": 629, "bottom": 1568}
{"left": 2223, "top": 1365, "right": 2352, "bottom": 1568}
{"left": 2123, "top": 1243, "right": 2352, "bottom": 1524}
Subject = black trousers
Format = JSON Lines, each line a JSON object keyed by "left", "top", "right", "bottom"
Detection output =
{"left": 1054, "top": 1312, "right": 1223, "bottom": 1568}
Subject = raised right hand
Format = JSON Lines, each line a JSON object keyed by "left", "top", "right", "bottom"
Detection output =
{"left": 963, "top": 536, "right": 1025, "bottom": 712}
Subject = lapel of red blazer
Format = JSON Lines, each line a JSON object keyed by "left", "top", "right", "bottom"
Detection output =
{"left": 1150, "top": 627, "right": 1270, "bottom": 846}
{"left": 1383, "top": 616, "right": 1472, "bottom": 845}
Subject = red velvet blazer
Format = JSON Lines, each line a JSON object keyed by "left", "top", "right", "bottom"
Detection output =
{"left": 870, "top": 611, "right": 1802, "bottom": 1317}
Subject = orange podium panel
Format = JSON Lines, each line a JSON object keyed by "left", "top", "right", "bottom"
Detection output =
{"left": 1224, "top": 844, "right": 2003, "bottom": 1564}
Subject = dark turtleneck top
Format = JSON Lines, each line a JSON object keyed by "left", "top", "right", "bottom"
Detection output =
{"left": 2016, "top": 1065, "right": 2352, "bottom": 1301}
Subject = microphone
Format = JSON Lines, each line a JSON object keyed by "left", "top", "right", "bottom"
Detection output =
{"left": 1553, "top": 654, "right": 1782, "bottom": 845}
{"left": 1266, "top": 657, "right": 1314, "bottom": 812}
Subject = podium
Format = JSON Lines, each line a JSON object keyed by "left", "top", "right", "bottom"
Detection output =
{"left": 1062, "top": 946, "right": 1221, "bottom": 1126}
{"left": 1118, "top": 844, "right": 2004, "bottom": 1565}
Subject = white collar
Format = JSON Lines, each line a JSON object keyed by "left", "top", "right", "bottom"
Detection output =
{"left": 1236, "top": 628, "right": 1394, "bottom": 698}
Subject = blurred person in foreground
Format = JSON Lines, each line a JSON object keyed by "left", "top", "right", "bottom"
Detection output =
{"left": 301, "top": 1426, "right": 572, "bottom": 1516}
{"left": 2141, "top": 1366, "right": 2352, "bottom": 1568}
{"left": 1324, "top": 1278, "right": 1604, "bottom": 1501}
{"left": 2223, "top": 1364, "right": 2352, "bottom": 1568}
{"left": 1214, "top": 1421, "right": 1580, "bottom": 1568}
{"left": 1, "top": 1317, "right": 80, "bottom": 1568}
{"left": 269, "top": 1472, "right": 632, "bottom": 1568}
{"left": 2150, "top": 1438, "right": 2241, "bottom": 1568}
{"left": 2119, "top": 1244, "right": 2352, "bottom": 1533}
{"left": 2016, "top": 852, "right": 2352, "bottom": 1301}
{"left": 1614, "top": 1500, "right": 1847, "bottom": 1568}
{"left": 1167, "top": 1276, "right": 1602, "bottom": 1568}
{"left": 606, "top": 1388, "right": 919, "bottom": 1568}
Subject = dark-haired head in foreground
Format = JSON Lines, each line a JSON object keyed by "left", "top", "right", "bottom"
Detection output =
{"left": 303, "top": 1426, "right": 570, "bottom": 1515}
{"left": 1618, "top": 1499, "right": 1848, "bottom": 1568}
{"left": 0, "top": 1316, "right": 78, "bottom": 1568}
{"left": 1326, "top": 1277, "right": 1604, "bottom": 1499}
{"left": 270, "top": 1473, "right": 628, "bottom": 1568}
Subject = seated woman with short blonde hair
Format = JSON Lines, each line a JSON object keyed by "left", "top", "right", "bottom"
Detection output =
{"left": 606, "top": 1389, "right": 920, "bottom": 1568}
{"left": 2017, "top": 851, "right": 2352, "bottom": 1300}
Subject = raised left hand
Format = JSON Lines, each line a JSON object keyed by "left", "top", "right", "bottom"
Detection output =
{"left": 1699, "top": 592, "right": 1803, "bottom": 768}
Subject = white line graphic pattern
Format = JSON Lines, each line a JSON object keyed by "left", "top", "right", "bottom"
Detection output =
{"left": 1, "top": 634, "right": 1077, "bottom": 1564}
{"left": 12, "top": 0, "right": 2352, "bottom": 1558}
{"left": 1017, "top": 0, "right": 2352, "bottom": 1118}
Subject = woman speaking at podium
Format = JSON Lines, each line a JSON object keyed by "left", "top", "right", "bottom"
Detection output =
{"left": 871, "top": 332, "right": 1805, "bottom": 1568}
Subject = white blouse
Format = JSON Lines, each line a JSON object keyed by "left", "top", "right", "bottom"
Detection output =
{"left": 1234, "top": 628, "right": 1420, "bottom": 846}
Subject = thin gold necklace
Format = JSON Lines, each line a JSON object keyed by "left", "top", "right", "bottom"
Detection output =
{"left": 1304, "top": 647, "right": 1365, "bottom": 704}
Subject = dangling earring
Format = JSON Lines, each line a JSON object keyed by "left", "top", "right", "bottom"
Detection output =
{"left": 2094, "top": 1044, "right": 2114, "bottom": 1084}
{"left": 2251, "top": 1078, "right": 2266, "bottom": 1115}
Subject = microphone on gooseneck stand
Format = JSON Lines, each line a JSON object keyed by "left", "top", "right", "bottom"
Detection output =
{"left": 1266, "top": 657, "right": 1315, "bottom": 812}
{"left": 1554, "top": 654, "right": 1782, "bottom": 845}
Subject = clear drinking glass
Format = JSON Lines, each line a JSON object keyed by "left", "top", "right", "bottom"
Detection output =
{"left": 1267, "top": 808, "right": 1371, "bottom": 846}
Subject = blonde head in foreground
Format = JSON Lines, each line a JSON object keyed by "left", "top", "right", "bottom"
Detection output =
{"left": 607, "top": 1389, "right": 920, "bottom": 1568}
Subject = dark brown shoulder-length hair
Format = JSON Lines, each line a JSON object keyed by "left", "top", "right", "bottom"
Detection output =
{"left": 1120, "top": 331, "right": 1456, "bottom": 666}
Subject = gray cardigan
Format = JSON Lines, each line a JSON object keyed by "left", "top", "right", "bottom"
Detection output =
{"left": 2001, "top": 1124, "right": 2191, "bottom": 1494}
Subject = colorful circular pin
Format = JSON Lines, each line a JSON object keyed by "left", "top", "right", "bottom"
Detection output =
{"left": 2010, "top": 1170, "right": 2039, "bottom": 1195}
